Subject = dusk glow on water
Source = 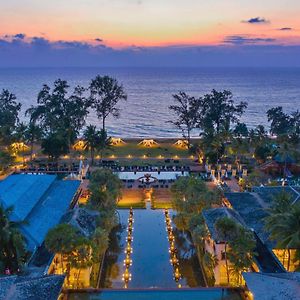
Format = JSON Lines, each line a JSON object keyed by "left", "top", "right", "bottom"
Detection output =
{"left": 1, "top": 67, "right": 299, "bottom": 137}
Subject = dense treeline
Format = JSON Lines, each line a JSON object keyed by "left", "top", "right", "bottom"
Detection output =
{"left": 170, "top": 90, "right": 300, "bottom": 166}
{"left": 0, "top": 79, "right": 299, "bottom": 170}
{"left": 0, "top": 75, "right": 126, "bottom": 165}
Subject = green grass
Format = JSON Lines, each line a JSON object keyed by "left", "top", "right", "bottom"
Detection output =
{"left": 83, "top": 141, "right": 190, "bottom": 159}
{"left": 151, "top": 201, "right": 173, "bottom": 209}
{"left": 117, "top": 201, "right": 146, "bottom": 209}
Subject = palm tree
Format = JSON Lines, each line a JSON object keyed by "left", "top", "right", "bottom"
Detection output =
{"left": 24, "top": 121, "right": 43, "bottom": 161}
{"left": 203, "top": 252, "right": 218, "bottom": 273}
{"left": 265, "top": 203, "right": 300, "bottom": 271}
{"left": 192, "top": 224, "right": 209, "bottom": 255}
{"left": 45, "top": 223, "right": 78, "bottom": 274}
{"left": 97, "top": 129, "right": 111, "bottom": 161}
{"left": 276, "top": 141, "right": 294, "bottom": 179}
{"left": 14, "top": 122, "right": 28, "bottom": 164}
{"left": 91, "top": 228, "right": 109, "bottom": 262}
{"left": 0, "top": 204, "right": 26, "bottom": 273}
{"left": 83, "top": 125, "right": 100, "bottom": 165}
{"left": 227, "top": 227, "right": 256, "bottom": 286}
{"left": 69, "top": 237, "right": 93, "bottom": 288}
{"left": 214, "top": 217, "right": 238, "bottom": 284}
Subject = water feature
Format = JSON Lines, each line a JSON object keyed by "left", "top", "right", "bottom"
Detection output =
{"left": 68, "top": 289, "right": 242, "bottom": 300}
{"left": 100, "top": 207, "right": 205, "bottom": 288}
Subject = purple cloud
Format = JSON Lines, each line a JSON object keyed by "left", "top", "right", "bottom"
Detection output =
{"left": 243, "top": 17, "right": 269, "bottom": 24}
{"left": 279, "top": 27, "right": 293, "bottom": 31}
{"left": 0, "top": 34, "right": 300, "bottom": 68}
{"left": 223, "top": 35, "right": 276, "bottom": 45}
{"left": 14, "top": 33, "right": 26, "bottom": 39}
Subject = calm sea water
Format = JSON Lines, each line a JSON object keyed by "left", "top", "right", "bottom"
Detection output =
{"left": 0, "top": 67, "right": 299, "bottom": 137}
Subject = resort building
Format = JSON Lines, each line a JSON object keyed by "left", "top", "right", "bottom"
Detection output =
{"left": 0, "top": 174, "right": 80, "bottom": 252}
{"left": 224, "top": 187, "right": 299, "bottom": 272}
{"left": 202, "top": 207, "right": 248, "bottom": 285}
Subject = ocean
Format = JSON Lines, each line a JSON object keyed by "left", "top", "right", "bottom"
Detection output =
{"left": 0, "top": 67, "right": 299, "bottom": 137}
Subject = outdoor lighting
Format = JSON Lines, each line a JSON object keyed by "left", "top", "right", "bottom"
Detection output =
{"left": 173, "top": 140, "right": 188, "bottom": 149}
{"left": 110, "top": 137, "right": 125, "bottom": 146}
{"left": 122, "top": 269, "right": 132, "bottom": 282}
{"left": 174, "top": 268, "right": 181, "bottom": 281}
{"left": 124, "top": 209, "right": 134, "bottom": 287}
{"left": 124, "top": 255, "right": 132, "bottom": 267}
{"left": 73, "top": 140, "right": 86, "bottom": 151}
{"left": 138, "top": 139, "right": 158, "bottom": 147}
{"left": 170, "top": 256, "right": 178, "bottom": 265}
{"left": 170, "top": 242, "right": 176, "bottom": 252}
{"left": 127, "top": 155, "right": 132, "bottom": 158}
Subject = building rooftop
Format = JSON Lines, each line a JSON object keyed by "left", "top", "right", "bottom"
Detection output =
{"left": 0, "top": 174, "right": 80, "bottom": 251}
{"left": 252, "top": 186, "right": 300, "bottom": 205}
{"left": 61, "top": 207, "right": 99, "bottom": 238}
{"left": 0, "top": 174, "right": 56, "bottom": 221}
{"left": 0, "top": 274, "right": 65, "bottom": 300}
{"left": 202, "top": 207, "right": 245, "bottom": 242}
{"left": 243, "top": 272, "right": 300, "bottom": 300}
{"left": 224, "top": 192, "right": 273, "bottom": 248}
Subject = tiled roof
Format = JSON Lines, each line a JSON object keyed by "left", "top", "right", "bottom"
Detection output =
{"left": 202, "top": 207, "right": 245, "bottom": 242}
{"left": 224, "top": 192, "right": 273, "bottom": 248}
{"left": 61, "top": 207, "right": 99, "bottom": 238}
{"left": 0, "top": 174, "right": 56, "bottom": 221}
{"left": 0, "top": 275, "right": 65, "bottom": 300}
{"left": 243, "top": 272, "right": 300, "bottom": 300}
{"left": 252, "top": 186, "right": 299, "bottom": 205}
{"left": 0, "top": 175, "right": 80, "bottom": 251}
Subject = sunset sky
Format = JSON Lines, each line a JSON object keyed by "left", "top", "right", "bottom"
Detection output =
{"left": 1, "top": 0, "right": 300, "bottom": 67}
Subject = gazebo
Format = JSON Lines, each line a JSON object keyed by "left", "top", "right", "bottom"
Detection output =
{"left": 10, "top": 142, "right": 29, "bottom": 153}
{"left": 73, "top": 140, "right": 86, "bottom": 151}
{"left": 138, "top": 139, "right": 158, "bottom": 147}
{"left": 173, "top": 139, "right": 188, "bottom": 149}
{"left": 110, "top": 137, "right": 125, "bottom": 146}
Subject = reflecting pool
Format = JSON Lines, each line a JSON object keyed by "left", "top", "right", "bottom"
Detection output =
{"left": 100, "top": 208, "right": 205, "bottom": 288}
{"left": 68, "top": 288, "right": 242, "bottom": 300}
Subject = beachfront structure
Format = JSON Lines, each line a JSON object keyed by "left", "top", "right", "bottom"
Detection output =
{"left": 138, "top": 139, "right": 158, "bottom": 147}
{"left": 110, "top": 137, "right": 125, "bottom": 146}
{"left": 73, "top": 140, "right": 86, "bottom": 151}
{"left": 224, "top": 187, "right": 299, "bottom": 272}
{"left": 202, "top": 207, "right": 248, "bottom": 285}
{"left": 0, "top": 174, "right": 80, "bottom": 252}
{"left": 0, "top": 274, "right": 65, "bottom": 300}
{"left": 47, "top": 208, "right": 99, "bottom": 288}
{"left": 173, "top": 139, "right": 188, "bottom": 149}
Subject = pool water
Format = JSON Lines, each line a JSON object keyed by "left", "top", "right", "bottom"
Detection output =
{"left": 68, "top": 289, "right": 241, "bottom": 300}
{"left": 100, "top": 208, "right": 205, "bottom": 288}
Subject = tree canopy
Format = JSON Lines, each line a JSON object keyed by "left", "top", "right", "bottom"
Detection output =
{"left": 89, "top": 75, "right": 127, "bottom": 131}
{"left": 0, "top": 89, "right": 21, "bottom": 145}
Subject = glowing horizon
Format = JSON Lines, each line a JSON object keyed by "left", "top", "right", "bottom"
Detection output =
{"left": 1, "top": 0, "right": 300, "bottom": 47}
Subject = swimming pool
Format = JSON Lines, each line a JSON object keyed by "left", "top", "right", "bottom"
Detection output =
{"left": 67, "top": 288, "right": 241, "bottom": 300}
